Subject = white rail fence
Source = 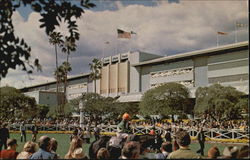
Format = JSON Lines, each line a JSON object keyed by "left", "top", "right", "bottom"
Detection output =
{"left": 9, "top": 124, "right": 249, "bottom": 140}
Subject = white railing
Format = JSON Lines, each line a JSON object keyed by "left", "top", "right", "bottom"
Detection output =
{"left": 9, "top": 124, "right": 249, "bottom": 141}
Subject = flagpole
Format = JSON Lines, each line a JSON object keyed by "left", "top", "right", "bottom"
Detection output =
{"left": 217, "top": 33, "right": 219, "bottom": 46}
{"left": 102, "top": 42, "right": 104, "bottom": 58}
{"left": 235, "top": 21, "right": 238, "bottom": 43}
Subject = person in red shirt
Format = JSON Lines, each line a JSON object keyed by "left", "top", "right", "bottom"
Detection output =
{"left": 0, "top": 138, "right": 19, "bottom": 159}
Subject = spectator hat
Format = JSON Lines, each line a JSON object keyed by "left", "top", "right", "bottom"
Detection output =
{"left": 72, "top": 148, "right": 85, "bottom": 159}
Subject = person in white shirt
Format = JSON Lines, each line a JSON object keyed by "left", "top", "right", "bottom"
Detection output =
{"left": 20, "top": 122, "right": 26, "bottom": 142}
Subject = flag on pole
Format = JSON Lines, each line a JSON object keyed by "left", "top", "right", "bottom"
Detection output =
{"left": 217, "top": 31, "right": 228, "bottom": 35}
{"left": 117, "top": 29, "right": 131, "bottom": 39}
{"left": 105, "top": 41, "right": 110, "bottom": 44}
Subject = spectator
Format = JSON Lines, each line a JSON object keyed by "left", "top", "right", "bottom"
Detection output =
{"left": 50, "top": 138, "right": 59, "bottom": 159}
{"left": 121, "top": 141, "right": 140, "bottom": 159}
{"left": 31, "top": 123, "right": 38, "bottom": 142}
{"left": 155, "top": 141, "right": 172, "bottom": 159}
{"left": 237, "top": 145, "right": 250, "bottom": 159}
{"left": 173, "top": 136, "right": 179, "bottom": 151}
{"left": 167, "top": 130, "right": 200, "bottom": 159}
{"left": 30, "top": 136, "right": 55, "bottom": 159}
{"left": 70, "top": 128, "right": 78, "bottom": 141}
{"left": 207, "top": 146, "right": 220, "bottom": 159}
{"left": 196, "top": 127, "right": 206, "bottom": 156}
{"left": 0, "top": 138, "right": 19, "bottom": 159}
{"left": 222, "top": 146, "right": 239, "bottom": 159}
{"left": 0, "top": 123, "right": 10, "bottom": 151}
{"left": 65, "top": 137, "right": 87, "bottom": 159}
{"left": 94, "top": 124, "right": 100, "bottom": 141}
{"left": 17, "top": 141, "right": 37, "bottom": 159}
{"left": 165, "top": 128, "right": 172, "bottom": 142}
{"left": 20, "top": 122, "right": 27, "bottom": 142}
{"left": 72, "top": 148, "right": 87, "bottom": 159}
{"left": 84, "top": 124, "right": 91, "bottom": 144}
{"left": 97, "top": 148, "right": 110, "bottom": 159}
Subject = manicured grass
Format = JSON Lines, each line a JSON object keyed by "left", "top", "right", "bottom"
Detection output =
{"left": 10, "top": 133, "right": 245, "bottom": 158}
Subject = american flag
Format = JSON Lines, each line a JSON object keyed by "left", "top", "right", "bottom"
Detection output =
{"left": 117, "top": 29, "right": 131, "bottom": 39}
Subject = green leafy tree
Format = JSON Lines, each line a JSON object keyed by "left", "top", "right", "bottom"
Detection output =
{"left": 37, "top": 104, "right": 50, "bottom": 119}
{"left": 194, "top": 84, "right": 245, "bottom": 120}
{"left": 89, "top": 58, "right": 102, "bottom": 93}
{"left": 235, "top": 98, "right": 249, "bottom": 113}
{"left": 139, "top": 82, "right": 190, "bottom": 121}
{"left": 0, "top": 0, "right": 95, "bottom": 79}
{"left": 0, "top": 86, "right": 37, "bottom": 120}
{"left": 112, "top": 103, "right": 139, "bottom": 119}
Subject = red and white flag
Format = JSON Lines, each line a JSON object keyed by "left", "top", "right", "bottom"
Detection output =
{"left": 217, "top": 31, "right": 228, "bottom": 35}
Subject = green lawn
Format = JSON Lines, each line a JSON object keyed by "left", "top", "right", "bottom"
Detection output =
{"left": 10, "top": 133, "right": 245, "bottom": 158}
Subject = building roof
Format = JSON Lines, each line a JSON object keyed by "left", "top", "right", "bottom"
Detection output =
{"left": 131, "top": 41, "right": 249, "bottom": 67}
{"left": 20, "top": 73, "right": 90, "bottom": 91}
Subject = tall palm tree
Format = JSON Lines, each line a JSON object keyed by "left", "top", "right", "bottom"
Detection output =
{"left": 61, "top": 37, "right": 76, "bottom": 112}
{"left": 89, "top": 58, "right": 102, "bottom": 94}
{"left": 49, "top": 32, "right": 63, "bottom": 113}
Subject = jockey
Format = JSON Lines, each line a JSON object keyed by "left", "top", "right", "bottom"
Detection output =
{"left": 117, "top": 113, "right": 132, "bottom": 137}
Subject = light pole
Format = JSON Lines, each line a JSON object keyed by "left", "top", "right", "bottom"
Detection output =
{"left": 79, "top": 100, "right": 84, "bottom": 129}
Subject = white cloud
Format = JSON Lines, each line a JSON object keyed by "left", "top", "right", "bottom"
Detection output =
{"left": 1, "top": 0, "right": 248, "bottom": 89}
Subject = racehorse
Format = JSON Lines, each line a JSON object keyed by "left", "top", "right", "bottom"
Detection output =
{"left": 88, "top": 133, "right": 163, "bottom": 159}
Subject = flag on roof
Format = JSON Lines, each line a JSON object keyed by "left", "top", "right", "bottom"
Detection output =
{"left": 117, "top": 29, "right": 131, "bottom": 39}
{"left": 217, "top": 31, "right": 228, "bottom": 35}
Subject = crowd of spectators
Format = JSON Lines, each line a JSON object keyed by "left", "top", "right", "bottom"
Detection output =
{"left": 1, "top": 116, "right": 249, "bottom": 132}
{"left": 0, "top": 129, "right": 249, "bottom": 159}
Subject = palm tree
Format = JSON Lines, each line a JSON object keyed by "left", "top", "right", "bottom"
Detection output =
{"left": 89, "top": 58, "right": 102, "bottom": 94}
{"left": 54, "top": 62, "right": 72, "bottom": 114}
{"left": 49, "top": 32, "right": 63, "bottom": 113}
{"left": 61, "top": 37, "right": 76, "bottom": 113}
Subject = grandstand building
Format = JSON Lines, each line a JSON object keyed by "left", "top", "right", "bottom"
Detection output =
{"left": 20, "top": 41, "right": 249, "bottom": 105}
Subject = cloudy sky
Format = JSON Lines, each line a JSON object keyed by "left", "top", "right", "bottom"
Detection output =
{"left": 1, "top": 0, "right": 248, "bottom": 89}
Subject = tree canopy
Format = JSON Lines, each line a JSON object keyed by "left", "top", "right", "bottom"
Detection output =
{"left": 0, "top": 0, "right": 95, "bottom": 79}
{"left": 69, "top": 93, "right": 139, "bottom": 120}
{"left": 0, "top": 86, "right": 37, "bottom": 120}
{"left": 194, "top": 84, "right": 246, "bottom": 120}
{"left": 139, "top": 82, "right": 190, "bottom": 118}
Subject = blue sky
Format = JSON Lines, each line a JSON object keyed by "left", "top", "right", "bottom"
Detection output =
{"left": 2, "top": 0, "right": 248, "bottom": 88}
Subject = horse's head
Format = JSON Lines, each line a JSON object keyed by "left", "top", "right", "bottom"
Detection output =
{"left": 137, "top": 133, "right": 163, "bottom": 152}
{"left": 154, "top": 133, "right": 164, "bottom": 151}
{"left": 89, "top": 135, "right": 111, "bottom": 159}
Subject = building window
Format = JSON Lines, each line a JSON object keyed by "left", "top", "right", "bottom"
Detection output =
{"left": 208, "top": 74, "right": 248, "bottom": 84}
{"left": 151, "top": 67, "right": 193, "bottom": 78}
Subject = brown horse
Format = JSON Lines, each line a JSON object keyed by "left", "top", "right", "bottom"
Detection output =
{"left": 88, "top": 134, "right": 163, "bottom": 159}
